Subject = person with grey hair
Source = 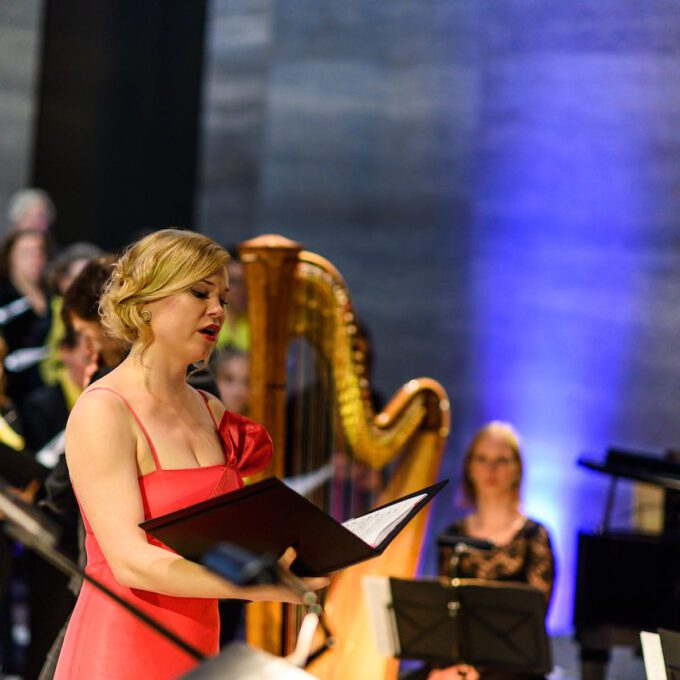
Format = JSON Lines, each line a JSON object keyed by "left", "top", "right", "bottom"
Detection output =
{"left": 6, "top": 188, "right": 56, "bottom": 233}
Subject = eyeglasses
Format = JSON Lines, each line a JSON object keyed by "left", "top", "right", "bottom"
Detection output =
{"left": 469, "top": 455, "right": 516, "bottom": 468}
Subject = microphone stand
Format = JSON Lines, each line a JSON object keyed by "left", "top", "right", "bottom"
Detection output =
{"left": 276, "top": 563, "right": 335, "bottom": 667}
{"left": 0, "top": 484, "right": 206, "bottom": 662}
{"left": 437, "top": 533, "right": 495, "bottom": 580}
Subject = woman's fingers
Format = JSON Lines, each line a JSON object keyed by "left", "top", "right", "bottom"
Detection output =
{"left": 303, "top": 576, "right": 330, "bottom": 591}
{"left": 278, "top": 547, "right": 297, "bottom": 570}
{"left": 274, "top": 548, "right": 331, "bottom": 601}
{"left": 428, "top": 664, "right": 479, "bottom": 680}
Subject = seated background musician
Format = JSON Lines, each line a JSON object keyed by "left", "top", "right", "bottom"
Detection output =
{"left": 0, "top": 337, "right": 40, "bottom": 675}
{"left": 0, "top": 229, "right": 54, "bottom": 414}
{"left": 425, "top": 421, "right": 556, "bottom": 680}
{"left": 212, "top": 347, "right": 250, "bottom": 416}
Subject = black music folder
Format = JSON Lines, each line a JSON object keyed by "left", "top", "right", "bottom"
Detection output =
{"left": 141, "top": 477, "right": 447, "bottom": 576}
{"left": 0, "top": 443, "right": 48, "bottom": 488}
{"left": 363, "top": 577, "right": 551, "bottom": 675}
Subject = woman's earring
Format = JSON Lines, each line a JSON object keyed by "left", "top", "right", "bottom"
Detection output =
{"left": 140, "top": 309, "right": 152, "bottom": 323}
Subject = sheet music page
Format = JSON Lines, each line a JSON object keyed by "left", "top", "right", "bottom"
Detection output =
{"left": 362, "top": 575, "right": 400, "bottom": 657}
{"left": 342, "top": 493, "right": 427, "bottom": 547}
{"left": 641, "top": 631, "right": 667, "bottom": 680}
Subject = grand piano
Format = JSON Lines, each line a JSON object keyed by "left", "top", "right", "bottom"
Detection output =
{"left": 575, "top": 449, "right": 680, "bottom": 680}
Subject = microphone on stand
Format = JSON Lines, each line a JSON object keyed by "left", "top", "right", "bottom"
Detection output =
{"left": 436, "top": 533, "right": 495, "bottom": 552}
{"left": 201, "top": 543, "right": 335, "bottom": 668}
{"left": 436, "top": 532, "right": 495, "bottom": 579}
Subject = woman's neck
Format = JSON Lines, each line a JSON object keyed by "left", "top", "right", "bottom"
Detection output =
{"left": 465, "top": 494, "right": 525, "bottom": 544}
{"left": 124, "top": 345, "right": 191, "bottom": 401}
{"left": 472, "top": 494, "right": 521, "bottom": 525}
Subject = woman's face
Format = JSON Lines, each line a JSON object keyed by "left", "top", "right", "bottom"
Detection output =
{"left": 467, "top": 432, "right": 519, "bottom": 500}
{"left": 10, "top": 233, "right": 47, "bottom": 284}
{"left": 71, "top": 314, "right": 126, "bottom": 370}
{"left": 216, "top": 355, "right": 250, "bottom": 414}
{"left": 15, "top": 199, "right": 51, "bottom": 232}
{"left": 59, "top": 332, "right": 92, "bottom": 389}
{"left": 226, "top": 261, "right": 247, "bottom": 313}
{"left": 147, "top": 269, "right": 228, "bottom": 363}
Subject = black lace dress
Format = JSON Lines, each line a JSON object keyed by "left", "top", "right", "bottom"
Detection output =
{"left": 401, "top": 518, "right": 556, "bottom": 680}
{"left": 438, "top": 517, "right": 555, "bottom": 606}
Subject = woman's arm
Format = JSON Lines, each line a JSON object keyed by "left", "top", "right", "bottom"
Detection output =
{"left": 66, "top": 390, "right": 326, "bottom": 601}
{"left": 525, "top": 523, "right": 555, "bottom": 606}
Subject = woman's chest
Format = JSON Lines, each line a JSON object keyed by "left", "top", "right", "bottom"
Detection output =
{"left": 459, "top": 539, "right": 529, "bottom": 581}
{"left": 135, "top": 413, "right": 226, "bottom": 474}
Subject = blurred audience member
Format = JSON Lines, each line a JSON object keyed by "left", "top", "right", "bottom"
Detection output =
{"left": 6, "top": 189, "right": 55, "bottom": 234}
{"left": 60, "top": 256, "right": 127, "bottom": 376}
{"left": 35, "top": 257, "right": 128, "bottom": 680}
{"left": 23, "top": 326, "right": 89, "bottom": 452}
{"left": 41, "top": 243, "right": 103, "bottom": 386}
{"left": 0, "top": 338, "right": 41, "bottom": 675}
{"left": 0, "top": 229, "right": 53, "bottom": 410}
{"left": 216, "top": 252, "right": 249, "bottom": 351}
{"left": 47, "top": 243, "right": 103, "bottom": 298}
{"left": 21, "top": 326, "right": 91, "bottom": 679}
{"left": 212, "top": 348, "right": 250, "bottom": 415}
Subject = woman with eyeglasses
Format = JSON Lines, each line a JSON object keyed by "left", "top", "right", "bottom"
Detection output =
{"left": 429, "top": 422, "right": 555, "bottom": 680}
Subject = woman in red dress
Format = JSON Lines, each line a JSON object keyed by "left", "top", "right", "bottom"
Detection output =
{"left": 54, "top": 229, "right": 326, "bottom": 680}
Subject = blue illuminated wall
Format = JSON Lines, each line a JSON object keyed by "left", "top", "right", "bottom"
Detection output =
{"left": 465, "top": 1, "right": 680, "bottom": 632}
{"left": 199, "top": 0, "right": 680, "bottom": 634}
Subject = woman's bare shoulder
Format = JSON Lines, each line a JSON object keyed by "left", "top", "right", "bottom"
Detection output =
{"left": 67, "top": 381, "right": 136, "bottom": 442}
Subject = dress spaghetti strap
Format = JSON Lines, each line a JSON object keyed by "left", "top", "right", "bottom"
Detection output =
{"left": 85, "top": 387, "right": 162, "bottom": 471}
{"left": 196, "top": 389, "right": 220, "bottom": 430}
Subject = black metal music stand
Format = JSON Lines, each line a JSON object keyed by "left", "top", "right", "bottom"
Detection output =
{"left": 0, "top": 480, "right": 206, "bottom": 662}
{"left": 366, "top": 576, "right": 551, "bottom": 675}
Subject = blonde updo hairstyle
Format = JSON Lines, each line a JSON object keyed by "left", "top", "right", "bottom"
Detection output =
{"left": 100, "top": 229, "right": 230, "bottom": 352}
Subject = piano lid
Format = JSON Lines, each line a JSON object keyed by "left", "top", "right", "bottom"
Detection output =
{"left": 578, "top": 447, "right": 680, "bottom": 491}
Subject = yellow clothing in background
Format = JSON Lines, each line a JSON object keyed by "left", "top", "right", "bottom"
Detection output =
{"left": 216, "top": 314, "right": 249, "bottom": 351}
{"left": 57, "top": 367, "right": 83, "bottom": 411}
{"left": 40, "top": 296, "right": 66, "bottom": 386}
{"left": 0, "top": 414, "right": 24, "bottom": 451}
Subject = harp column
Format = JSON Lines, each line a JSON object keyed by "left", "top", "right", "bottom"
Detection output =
{"left": 240, "top": 234, "right": 302, "bottom": 654}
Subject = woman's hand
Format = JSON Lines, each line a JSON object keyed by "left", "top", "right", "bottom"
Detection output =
{"left": 428, "top": 664, "right": 479, "bottom": 680}
{"left": 237, "top": 548, "right": 329, "bottom": 604}
{"left": 10, "top": 478, "right": 40, "bottom": 504}
{"left": 279, "top": 547, "right": 330, "bottom": 593}
{"left": 0, "top": 479, "right": 41, "bottom": 520}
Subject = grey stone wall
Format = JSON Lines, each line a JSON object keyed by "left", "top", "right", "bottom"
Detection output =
{"left": 197, "top": 0, "right": 680, "bottom": 634}
{"left": 0, "top": 0, "right": 43, "bottom": 233}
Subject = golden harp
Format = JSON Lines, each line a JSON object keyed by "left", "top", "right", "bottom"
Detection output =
{"left": 240, "top": 235, "right": 450, "bottom": 680}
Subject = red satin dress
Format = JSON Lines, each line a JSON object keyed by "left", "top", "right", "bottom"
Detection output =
{"left": 54, "top": 388, "right": 273, "bottom": 680}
